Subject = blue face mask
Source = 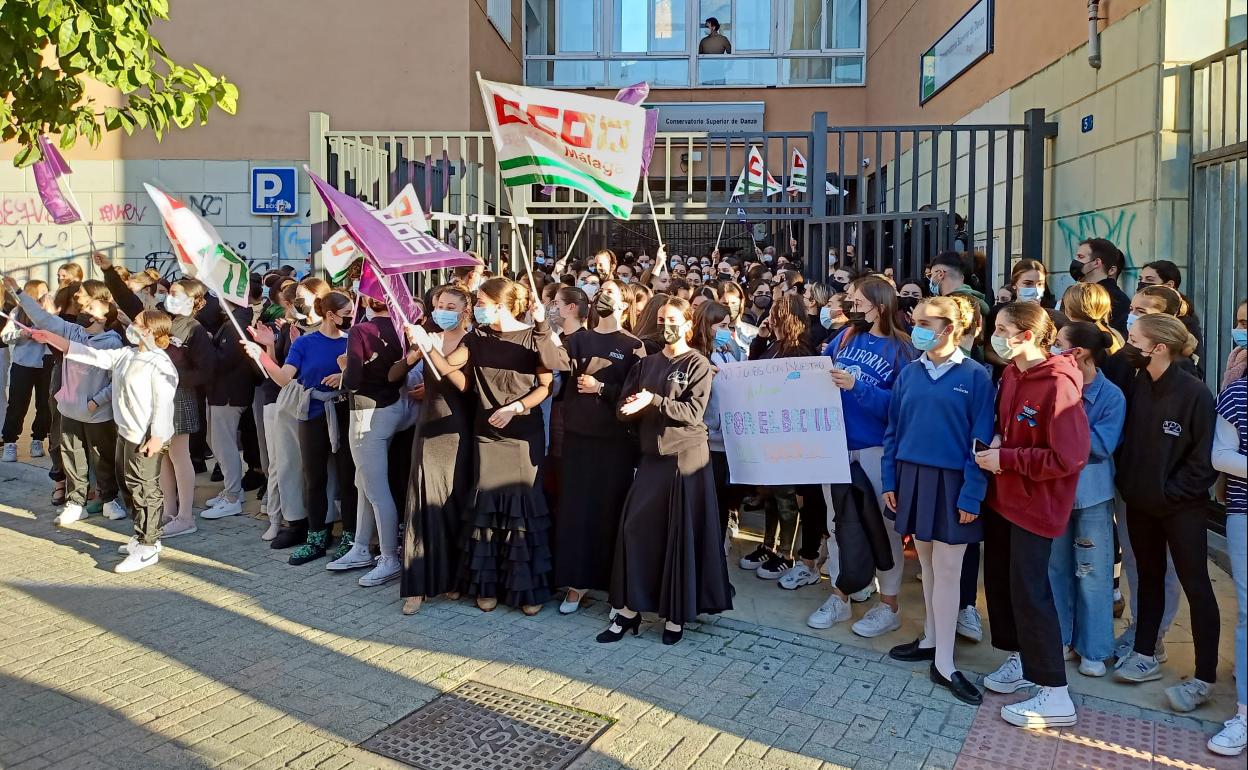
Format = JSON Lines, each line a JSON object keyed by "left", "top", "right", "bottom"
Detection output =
{"left": 911, "top": 326, "right": 941, "bottom": 351}
{"left": 714, "top": 328, "right": 734, "bottom": 348}
{"left": 1233, "top": 328, "right": 1248, "bottom": 348}
{"left": 432, "top": 309, "right": 461, "bottom": 331}
{"left": 818, "top": 306, "right": 834, "bottom": 329}
{"left": 928, "top": 279, "right": 941, "bottom": 296}
{"left": 1125, "top": 312, "right": 1139, "bottom": 330}
{"left": 1017, "top": 286, "right": 1042, "bottom": 302}
{"left": 473, "top": 306, "right": 497, "bottom": 326}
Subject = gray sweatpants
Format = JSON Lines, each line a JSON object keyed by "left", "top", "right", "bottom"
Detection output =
{"left": 207, "top": 405, "right": 246, "bottom": 501}
{"left": 348, "top": 400, "right": 410, "bottom": 557}
{"left": 120, "top": 438, "right": 166, "bottom": 545}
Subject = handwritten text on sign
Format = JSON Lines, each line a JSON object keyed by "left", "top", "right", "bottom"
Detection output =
{"left": 717, "top": 356, "right": 851, "bottom": 486}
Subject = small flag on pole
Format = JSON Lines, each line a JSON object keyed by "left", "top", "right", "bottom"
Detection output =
{"left": 33, "top": 136, "right": 81, "bottom": 224}
{"left": 145, "top": 184, "right": 251, "bottom": 305}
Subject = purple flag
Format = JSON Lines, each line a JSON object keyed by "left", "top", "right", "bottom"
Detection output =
{"left": 614, "top": 83, "right": 658, "bottom": 176}
{"left": 306, "top": 167, "right": 478, "bottom": 275}
{"left": 33, "top": 136, "right": 80, "bottom": 224}
{"left": 360, "top": 260, "right": 422, "bottom": 335}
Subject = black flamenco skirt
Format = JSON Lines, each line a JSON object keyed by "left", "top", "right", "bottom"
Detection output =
{"left": 457, "top": 431, "right": 553, "bottom": 607}
{"left": 554, "top": 435, "right": 638, "bottom": 591}
{"left": 609, "top": 443, "right": 733, "bottom": 624}
{"left": 401, "top": 426, "right": 472, "bottom": 599}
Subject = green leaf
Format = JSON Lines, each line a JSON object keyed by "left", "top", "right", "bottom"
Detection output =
{"left": 13, "top": 142, "right": 37, "bottom": 167}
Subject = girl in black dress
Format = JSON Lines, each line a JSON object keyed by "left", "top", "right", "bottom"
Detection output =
{"left": 419, "top": 278, "right": 554, "bottom": 615}
{"left": 394, "top": 285, "right": 476, "bottom": 615}
{"left": 599, "top": 296, "right": 732, "bottom": 645}
{"left": 533, "top": 280, "right": 646, "bottom": 614}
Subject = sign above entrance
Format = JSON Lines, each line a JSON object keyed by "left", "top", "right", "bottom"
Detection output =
{"left": 919, "top": 0, "right": 994, "bottom": 105}
{"left": 652, "top": 102, "right": 765, "bottom": 132}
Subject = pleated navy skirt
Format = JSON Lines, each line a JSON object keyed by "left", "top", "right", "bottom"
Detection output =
{"left": 892, "top": 460, "right": 984, "bottom": 545}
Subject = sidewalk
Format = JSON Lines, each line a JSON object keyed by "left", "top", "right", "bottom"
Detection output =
{"left": 0, "top": 456, "right": 1240, "bottom": 770}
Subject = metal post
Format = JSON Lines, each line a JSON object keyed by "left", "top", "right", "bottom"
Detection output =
{"left": 809, "top": 112, "right": 828, "bottom": 279}
{"left": 308, "top": 112, "right": 331, "bottom": 272}
{"left": 1021, "top": 108, "right": 1058, "bottom": 271}
{"left": 270, "top": 215, "right": 280, "bottom": 266}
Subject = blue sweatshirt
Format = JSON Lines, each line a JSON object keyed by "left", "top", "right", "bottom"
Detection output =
{"left": 822, "top": 329, "right": 915, "bottom": 450}
{"left": 882, "top": 357, "right": 997, "bottom": 514}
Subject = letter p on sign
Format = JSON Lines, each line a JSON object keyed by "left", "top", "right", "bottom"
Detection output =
{"left": 250, "top": 167, "right": 297, "bottom": 215}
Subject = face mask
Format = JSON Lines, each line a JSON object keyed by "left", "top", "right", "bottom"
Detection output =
{"left": 164, "top": 293, "right": 193, "bottom": 317}
{"left": 830, "top": 280, "right": 847, "bottom": 295}
{"left": 911, "top": 326, "right": 942, "bottom": 351}
{"left": 293, "top": 297, "right": 316, "bottom": 322}
{"left": 661, "top": 322, "right": 685, "bottom": 345}
{"left": 335, "top": 313, "right": 354, "bottom": 331}
{"left": 717, "top": 272, "right": 733, "bottom": 282}
{"left": 474, "top": 306, "right": 497, "bottom": 326}
{"left": 432, "top": 309, "right": 461, "bottom": 330}
{"left": 1068, "top": 259, "right": 1088, "bottom": 281}
{"left": 594, "top": 292, "right": 617, "bottom": 317}
{"left": 587, "top": 266, "right": 597, "bottom": 274}
{"left": 1122, "top": 343, "right": 1151, "bottom": 369}
{"left": 582, "top": 283, "right": 598, "bottom": 299}
{"left": 990, "top": 334, "right": 1017, "bottom": 360}
{"left": 155, "top": 292, "right": 168, "bottom": 305}
{"left": 1050, "top": 345, "right": 1067, "bottom": 356}
{"left": 77, "top": 312, "right": 104, "bottom": 328}
{"left": 468, "top": 277, "right": 484, "bottom": 292}
{"left": 928, "top": 278, "right": 941, "bottom": 296}
{"left": 818, "top": 307, "right": 834, "bottom": 329}
{"left": 363, "top": 307, "right": 378, "bottom": 321}
{"left": 1232, "top": 328, "right": 1248, "bottom": 348}
{"left": 125, "top": 325, "right": 147, "bottom": 347}
{"left": 1125, "top": 312, "right": 1139, "bottom": 330}
{"left": 753, "top": 295, "right": 772, "bottom": 310}
{"left": 1017, "top": 286, "right": 1042, "bottom": 302}
{"left": 897, "top": 296, "right": 919, "bottom": 313}
{"left": 618, "top": 276, "right": 631, "bottom": 285}
{"left": 714, "top": 328, "right": 734, "bottom": 348}
{"left": 546, "top": 303, "right": 562, "bottom": 323}
{"left": 1136, "top": 280, "right": 1149, "bottom": 294}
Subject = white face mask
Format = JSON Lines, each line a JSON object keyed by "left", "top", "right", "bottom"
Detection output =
{"left": 164, "top": 293, "right": 194, "bottom": 317}
{"left": 125, "top": 324, "right": 148, "bottom": 347}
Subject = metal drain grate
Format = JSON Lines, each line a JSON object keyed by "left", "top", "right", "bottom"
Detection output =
{"left": 361, "top": 681, "right": 612, "bottom": 770}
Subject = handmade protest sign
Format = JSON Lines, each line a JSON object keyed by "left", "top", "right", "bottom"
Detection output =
{"left": 716, "top": 356, "right": 851, "bottom": 486}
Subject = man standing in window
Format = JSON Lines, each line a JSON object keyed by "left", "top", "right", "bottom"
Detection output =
{"left": 699, "top": 17, "right": 732, "bottom": 54}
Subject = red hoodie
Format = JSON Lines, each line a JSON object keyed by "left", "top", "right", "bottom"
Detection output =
{"left": 987, "top": 353, "right": 1090, "bottom": 538}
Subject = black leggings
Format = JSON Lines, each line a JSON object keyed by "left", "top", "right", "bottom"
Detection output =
{"left": 1127, "top": 506, "right": 1219, "bottom": 682}
{"left": 797, "top": 484, "right": 828, "bottom": 562}
{"left": 710, "top": 450, "right": 744, "bottom": 541}
{"left": 298, "top": 406, "right": 356, "bottom": 534}
{"left": 2, "top": 363, "right": 51, "bottom": 443}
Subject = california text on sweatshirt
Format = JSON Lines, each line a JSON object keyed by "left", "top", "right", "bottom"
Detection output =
{"left": 821, "top": 328, "right": 916, "bottom": 451}
{"left": 987, "top": 353, "right": 1090, "bottom": 538}
{"left": 1115, "top": 362, "right": 1218, "bottom": 515}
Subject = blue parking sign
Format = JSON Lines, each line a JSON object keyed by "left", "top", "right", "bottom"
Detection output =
{"left": 251, "top": 167, "right": 298, "bottom": 215}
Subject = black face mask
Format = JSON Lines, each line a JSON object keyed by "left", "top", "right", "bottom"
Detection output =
{"left": 336, "top": 314, "right": 354, "bottom": 331}
{"left": 830, "top": 280, "right": 848, "bottom": 295}
{"left": 1135, "top": 280, "right": 1149, "bottom": 294}
{"left": 717, "top": 272, "right": 733, "bottom": 282}
{"left": 77, "top": 312, "right": 104, "bottom": 328}
{"left": 1121, "top": 343, "right": 1151, "bottom": 369}
{"left": 594, "top": 292, "right": 617, "bottom": 317}
{"left": 1068, "top": 259, "right": 1087, "bottom": 281}
{"left": 293, "top": 298, "right": 312, "bottom": 318}
{"left": 897, "top": 296, "right": 919, "bottom": 313}
{"left": 753, "top": 295, "right": 772, "bottom": 310}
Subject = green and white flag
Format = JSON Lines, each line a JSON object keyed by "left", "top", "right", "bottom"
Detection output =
{"left": 145, "top": 184, "right": 251, "bottom": 305}
{"left": 731, "top": 146, "right": 784, "bottom": 198}
{"left": 478, "top": 75, "right": 646, "bottom": 219}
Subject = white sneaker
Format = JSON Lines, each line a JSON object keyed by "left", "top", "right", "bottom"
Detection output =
{"left": 30, "top": 439, "right": 44, "bottom": 458}
{"left": 807, "top": 594, "right": 851, "bottom": 629}
{"left": 778, "top": 563, "right": 820, "bottom": 590}
{"left": 1078, "top": 657, "right": 1107, "bottom": 678}
{"left": 201, "top": 498, "right": 243, "bottom": 519}
{"left": 2, "top": 444, "right": 16, "bottom": 462}
{"left": 1113, "top": 652, "right": 1162, "bottom": 683}
{"left": 1165, "top": 679, "right": 1212, "bottom": 713}
{"left": 261, "top": 517, "right": 281, "bottom": 541}
{"left": 102, "top": 499, "right": 128, "bottom": 521}
{"left": 358, "top": 556, "right": 401, "bottom": 587}
{"left": 55, "top": 503, "right": 87, "bottom": 526}
{"left": 849, "top": 578, "right": 877, "bottom": 603}
{"left": 115, "top": 542, "right": 160, "bottom": 573}
{"left": 327, "top": 543, "right": 374, "bottom": 571}
{"left": 852, "top": 603, "right": 901, "bottom": 638}
{"left": 956, "top": 606, "right": 983, "bottom": 642}
{"left": 984, "top": 652, "right": 1033, "bottom": 694}
{"left": 1208, "top": 714, "right": 1247, "bottom": 756}
{"left": 204, "top": 492, "right": 226, "bottom": 509}
{"left": 118, "top": 538, "right": 163, "bottom": 555}
{"left": 1000, "top": 686, "right": 1077, "bottom": 729}
{"left": 161, "top": 518, "right": 198, "bottom": 538}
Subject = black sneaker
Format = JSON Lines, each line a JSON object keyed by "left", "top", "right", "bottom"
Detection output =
{"left": 191, "top": 458, "right": 207, "bottom": 474}
{"left": 737, "top": 545, "right": 773, "bottom": 570}
{"left": 210, "top": 464, "right": 223, "bottom": 482}
{"left": 270, "top": 521, "right": 308, "bottom": 550}
{"left": 756, "top": 554, "right": 794, "bottom": 580}
{"left": 241, "top": 469, "right": 266, "bottom": 492}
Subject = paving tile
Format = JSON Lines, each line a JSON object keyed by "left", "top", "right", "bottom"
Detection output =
{"left": 1052, "top": 708, "right": 1154, "bottom": 770}
{"left": 1153, "top": 722, "right": 1242, "bottom": 770}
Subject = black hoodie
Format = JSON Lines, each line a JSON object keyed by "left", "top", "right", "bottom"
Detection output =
{"left": 1115, "top": 363, "right": 1217, "bottom": 516}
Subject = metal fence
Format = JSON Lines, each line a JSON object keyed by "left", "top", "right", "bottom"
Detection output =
{"left": 1188, "top": 41, "right": 1247, "bottom": 391}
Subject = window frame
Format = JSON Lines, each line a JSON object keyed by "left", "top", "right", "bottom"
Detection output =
{"left": 487, "top": 0, "right": 513, "bottom": 45}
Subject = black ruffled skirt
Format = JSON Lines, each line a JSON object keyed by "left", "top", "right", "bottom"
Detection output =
{"left": 401, "top": 423, "right": 472, "bottom": 599}
{"left": 457, "top": 431, "right": 552, "bottom": 607}
{"left": 609, "top": 443, "right": 733, "bottom": 624}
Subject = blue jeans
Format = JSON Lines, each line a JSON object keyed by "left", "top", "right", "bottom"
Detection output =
{"left": 1049, "top": 499, "right": 1116, "bottom": 662}
{"left": 1229, "top": 514, "right": 1247, "bottom": 707}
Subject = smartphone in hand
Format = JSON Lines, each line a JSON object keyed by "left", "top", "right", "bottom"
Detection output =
{"left": 973, "top": 438, "right": 991, "bottom": 454}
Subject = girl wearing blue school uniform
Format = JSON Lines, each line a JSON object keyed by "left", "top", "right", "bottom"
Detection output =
{"left": 882, "top": 295, "right": 996, "bottom": 705}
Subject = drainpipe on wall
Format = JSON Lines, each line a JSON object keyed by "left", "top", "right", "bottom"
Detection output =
{"left": 1088, "top": 0, "right": 1103, "bottom": 68}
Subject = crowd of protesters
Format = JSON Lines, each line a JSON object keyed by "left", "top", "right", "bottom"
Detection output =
{"left": 0, "top": 237, "right": 1244, "bottom": 754}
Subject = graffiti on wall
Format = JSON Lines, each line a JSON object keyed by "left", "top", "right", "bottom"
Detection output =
{"left": 279, "top": 212, "right": 312, "bottom": 264}
{"left": 1056, "top": 209, "right": 1138, "bottom": 273}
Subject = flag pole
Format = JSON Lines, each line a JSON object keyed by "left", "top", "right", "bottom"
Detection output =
{"left": 363, "top": 258, "right": 443, "bottom": 381}
{"left": 561, "top": 207, "right": 592, "bottom": 272}
{"left": 713, "top": 205, "right": 732, "bottom": 253}
{"left": 224, "top": 304, "right": 270, "bottom": 380}
{"left": 643, "top": 181, "right": 666, "bottom": 259}
{"left": 500, "top": 184, "right": 539, "bottom": 297}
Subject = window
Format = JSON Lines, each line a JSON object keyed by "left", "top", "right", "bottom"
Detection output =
{"left": 522, "top": 0, "right": 865, "bottom": 88}
{"left": 488, "top": 0, "right": 512, "bottom": 44}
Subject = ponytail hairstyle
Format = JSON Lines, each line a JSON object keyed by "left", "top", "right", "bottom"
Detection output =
{"left": 477, "top": 276, "right": 528, "bottom": 317}
{"left": 1141, "top": 259, "right": 1182, "bottom": 288}
{"left": 917, "top": 295, "right": 975, "bottom": 339}
{"left": 1137, "top": 284, "right": 1186, "bottom": 317}
{"left": 78, "top": 279, "right": 119, "bottom": 326}
{"left": 173, "top": 277, "right": 208, "bottom": 314}
{"left": 1000, "top": 300, "right": 1058, "bottom": 351}
{"left": 1061, "top": 281, "right": 1121, "bottom": 352}
{"left": 555, "top": 285, "right": 590, "bottom": 322}
{"left": 692, "top": 301, "right": 730, "bottom": 356}
{"left": 314, "top": 290, "right": 353, "bottom": 322}
{"left": 136, "top": 309, "right": 173, "bottom": 349}
{"left": 1061, "top": 321, "right": 1115, "bottom": 367}
{"left": 1134, "top": 313, "right": 1198, "bottom": 358}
